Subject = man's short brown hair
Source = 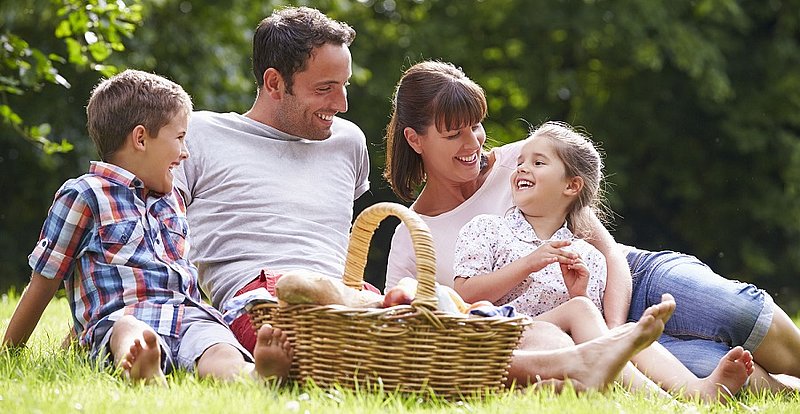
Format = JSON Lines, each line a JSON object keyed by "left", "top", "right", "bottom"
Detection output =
{"left": 252, "top": 6, "right": 355, "bottom": 94}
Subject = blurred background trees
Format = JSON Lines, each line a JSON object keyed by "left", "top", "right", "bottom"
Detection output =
{"left": 3, "top": 0, "right": 800, "bottom": 311}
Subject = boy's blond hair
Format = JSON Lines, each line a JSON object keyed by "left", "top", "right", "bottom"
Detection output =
{"left": 86, "top": 69, "right": 192, "bottom": 161}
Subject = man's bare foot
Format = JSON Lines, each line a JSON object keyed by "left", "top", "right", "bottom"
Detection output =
{"left": 119, "top": 329, "right": 165, "bottom": 385}
{"left": 252, "top": 324, "right": 292, "bottom": 381}
{"left": 689, "top": 346, "right": 753, "bottom": 402}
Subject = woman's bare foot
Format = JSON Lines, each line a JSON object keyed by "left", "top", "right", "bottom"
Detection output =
{"left": 689, "top": 346, "right": 753, "bottom": 402}
{"left": 646, "top": 293, "right": 676, "bottom": 325}
{"left": 252, "top": 324, "right": 292, "bottom": 381}
{"left": 119, "top": 329, "right": 165, "bottom": 385}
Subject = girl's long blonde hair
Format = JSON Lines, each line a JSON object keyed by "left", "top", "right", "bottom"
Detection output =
{"left": 529, "top": 121, "right": 609, "bottom": 237}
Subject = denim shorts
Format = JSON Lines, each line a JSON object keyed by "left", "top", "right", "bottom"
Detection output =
{"left": 92, "top": 306, "right": 253, "bottom": 373}
{"left": 625, "top": 247, "right": 774, "bottom": 377}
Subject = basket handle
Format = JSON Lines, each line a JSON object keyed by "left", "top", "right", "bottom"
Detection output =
{"left": 342, "top": 202, "right": 438, "bottom": 310}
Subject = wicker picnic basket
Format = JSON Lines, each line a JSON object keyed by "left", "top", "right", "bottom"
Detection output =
{"left": 248, "top": 202, "right": 530, "bottom": 398}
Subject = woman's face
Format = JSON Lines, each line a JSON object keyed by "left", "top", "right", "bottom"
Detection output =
{"left": 416, "top": 122, "right": 486, "bottom": 185}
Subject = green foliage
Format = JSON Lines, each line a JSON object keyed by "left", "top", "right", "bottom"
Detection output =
{"left": 0, "top": 0, "right": 143, "bottom": 153}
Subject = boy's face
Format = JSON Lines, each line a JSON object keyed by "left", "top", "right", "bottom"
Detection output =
{"left": 272, "top": 43, "right": 351, "bottom": 140}
{"left": 140, "top": 111, "right": 189, "bottom": 194}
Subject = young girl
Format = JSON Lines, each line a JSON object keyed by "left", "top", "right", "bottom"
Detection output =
{"left": 453, "top": 121, "right": 754, "bottom": 401}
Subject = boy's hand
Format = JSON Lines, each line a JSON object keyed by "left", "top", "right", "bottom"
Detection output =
{"left": 525, "top": 240, "right": 578, "bottom": 273}
{"left": 560, "top": 257, "right": 590, "bottom": 298}
{"left": 60, "top": 329, "right": 78, "bottom": 350}
{"left": 2, "top": 272, "right": 61, "bottom": 348}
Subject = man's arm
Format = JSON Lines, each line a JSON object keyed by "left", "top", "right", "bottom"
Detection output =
{"left": 2, "top": 272, "right": 61, "bottom": 348}
{"left": 583, "top": 210, "right": 631, "bottom": 328}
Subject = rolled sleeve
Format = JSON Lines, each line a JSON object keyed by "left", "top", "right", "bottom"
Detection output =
{"left": 29, "top": 238, "right": 71, "bottom": 280}
{"left": 29, "top": 185, "right": 92, "bottom": 280}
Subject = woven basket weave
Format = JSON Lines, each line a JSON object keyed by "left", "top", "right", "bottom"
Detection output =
{"left": 248, "top": 202, "right": 530, "bottom": 398}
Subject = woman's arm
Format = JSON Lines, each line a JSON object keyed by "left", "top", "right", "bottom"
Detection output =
{"left": 2, "top": 272, "right": 62, "bottom": 347}
{"left": 385, "top": 224, "right": 416, "bottom": 291}
{"left": 583, "top": 210, "right": 631, "bottom": 328}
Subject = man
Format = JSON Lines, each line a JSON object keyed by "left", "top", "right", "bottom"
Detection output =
{"left": 173, "top": 6, "right": 370, "bottom": 352}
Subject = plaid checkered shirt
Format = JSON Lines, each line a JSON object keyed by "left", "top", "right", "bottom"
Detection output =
{"left": 29, "top": 161, "right": 222, "bottom": 346}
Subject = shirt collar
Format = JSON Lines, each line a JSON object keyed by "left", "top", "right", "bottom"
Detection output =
{"left": 504, "top": 207, "right": 575, "bottom": 243}
{"left": 89, "top": 161, "right": 146, "bottom": 190}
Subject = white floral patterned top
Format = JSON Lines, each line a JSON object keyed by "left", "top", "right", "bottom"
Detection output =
{"left": 454, "top": 207, "right": 606, "bottom": 317}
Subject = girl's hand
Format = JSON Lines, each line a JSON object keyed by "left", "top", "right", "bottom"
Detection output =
{"left": 561, "top": 257, "right": 590, "bottom": 298}
{"left": 525, "top": 240, "right": 578, "bottom": 273}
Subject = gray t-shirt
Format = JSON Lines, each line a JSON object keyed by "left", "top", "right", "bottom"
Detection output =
{"left": 174, "top": 111, "right": 370, "bottom": 309}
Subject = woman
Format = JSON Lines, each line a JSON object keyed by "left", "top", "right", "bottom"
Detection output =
{"left": 383, "top": 60, "right": 800, "bottom": 391}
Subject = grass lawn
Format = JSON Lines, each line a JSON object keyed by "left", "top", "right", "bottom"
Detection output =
{"left": 1, "top": 292, "right": 799, "bottom": 413}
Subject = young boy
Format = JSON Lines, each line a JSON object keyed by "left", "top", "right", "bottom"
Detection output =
{"left": 1, "top": 70, "right": 291, "bottom": 384}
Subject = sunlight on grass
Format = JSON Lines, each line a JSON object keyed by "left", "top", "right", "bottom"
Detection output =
{"left": 1, "top": 291, "right": 798, "bottom": 413}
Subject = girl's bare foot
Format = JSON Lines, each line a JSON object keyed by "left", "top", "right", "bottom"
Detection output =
{"left": 253, "top": 324, "right": 292, "bottom": 381}
{"left": 119, "top": 329, "right": 165, "bottom": 385}
{"left": 691, "top": 346, "right": 753, "bottom": 402}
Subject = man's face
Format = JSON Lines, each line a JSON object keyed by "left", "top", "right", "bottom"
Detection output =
{"left": 273, "top": 43, "right": 352, "bottom": 140}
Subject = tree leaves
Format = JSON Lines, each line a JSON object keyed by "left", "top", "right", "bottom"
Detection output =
{"left": 1, "top": 0, "right": 143, "bottom": 153}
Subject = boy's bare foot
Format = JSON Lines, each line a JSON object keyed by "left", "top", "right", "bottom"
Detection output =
{"left": 119, "top": 329, "right": 165, "bottom": 385}
{"left": 691, "top": 346, "right": 753, "bottom": 402}
{"left": 253, "top": 324, "right": 292, "bottom": 381}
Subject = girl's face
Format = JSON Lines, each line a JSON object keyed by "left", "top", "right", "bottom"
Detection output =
{"left": 411, "top": 122, "right": 486, "bottom": 185}
{"left": 511, "top": 135, "right": 573, "bottom": 217}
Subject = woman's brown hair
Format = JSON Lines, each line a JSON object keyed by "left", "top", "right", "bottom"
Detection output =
{"left": 383, "top": 61, "right": 488, "bottom": 201}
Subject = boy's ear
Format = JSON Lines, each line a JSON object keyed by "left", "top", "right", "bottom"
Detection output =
{"left": 403, "top": 127, "right": 423, "bottom": 154}
{"left": 564, "top": 176, "right": 584, "bottom": 196}
{"left": 263, "top": 68, "right": 285, "bottom": 99}
{"left": 130, "top": 124, "right": 147, "bottom": 152}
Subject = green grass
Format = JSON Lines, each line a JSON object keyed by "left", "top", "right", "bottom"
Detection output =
{"left": 1, "top": 292, "right": 799, "bottom": 413}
